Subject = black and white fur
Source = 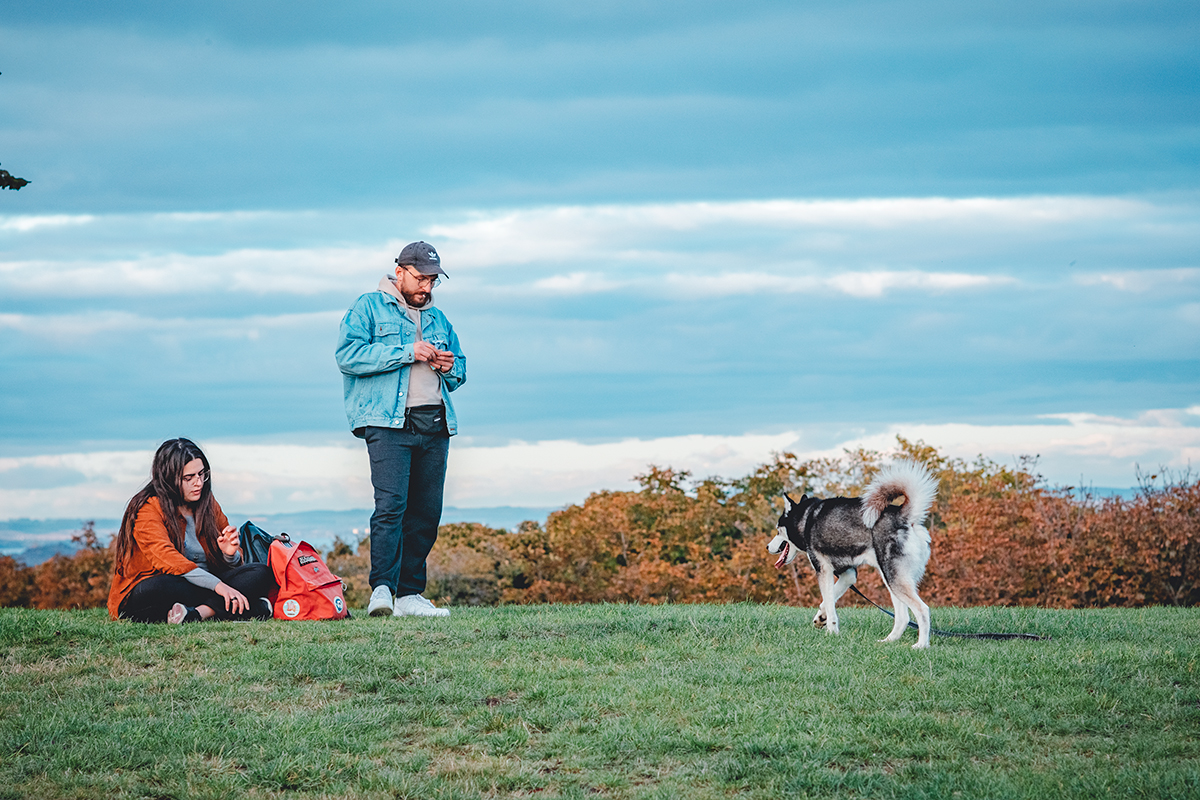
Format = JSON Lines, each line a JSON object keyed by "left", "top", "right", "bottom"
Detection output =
{"left": 767, "top": 460, "right": 940, "bottom": 648}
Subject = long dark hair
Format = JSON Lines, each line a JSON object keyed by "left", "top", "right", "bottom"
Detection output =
{"left": 113, "top": 438, "right": 224, "bottom": 577}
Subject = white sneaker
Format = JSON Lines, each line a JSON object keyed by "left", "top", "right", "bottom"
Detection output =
{"left": 393, "top": 594, "right": 450, "bottom": 618}
{"left": 367, "top": 585, "right": 394, "bottom": 617}
{"left": 166, "top": 602, "right": 189, "bottom": 624}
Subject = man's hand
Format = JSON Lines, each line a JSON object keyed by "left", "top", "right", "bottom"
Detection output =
{"left": 415, "top": 342, "right": 454, "bottom": 372}
{"left": 413, "top": 341, "right": 440, "bottom": 363}
{"left": 214, "top": 581, "right": 249, "bottom": 615}
{"left": 216, "top": 525, "right": 240, "bottom": 557}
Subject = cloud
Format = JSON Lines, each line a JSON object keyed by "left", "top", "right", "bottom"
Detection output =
{"left": 450, "top": 411, "right": 1200, "bottom": 503}
{"left": 428, "top": 195, "right": 1178, "bottom": 268}
{"left": 0, "top": 310, "right": 341, "bottom": 343}
{"left": 3, "top": 194, "right": 1198, "bottom": 456}
{"left": 661, "top": 269, "right": 1013, "bottom": 299}
{"left": 511, "top": 267, "right": 1011, "bottom": 299}
{"left": 0, "top": 247, "right": 394, "bottom": 297}
{"left": 0, "top": 464, "right": 89, "bottom": 491}
{"left": 845, "top": 414, "right": 1200, "bottom": 483}
{"left": 10, "top": 194, "right": 1194, "bottom": 302}
{"left": 531, "top": 272, "right": 623, "bottom": 294}
{"left": 3, "top": 408, "right": 1196, "bottom": 519}
{"left": 1075, "top": 268, "right": 1200, "bottom": 293}
{"left": 0, "top": 215, "right": 96, "bottom": 233}
{"left": 0, "top": 442, "right": 372, "bottom": 520}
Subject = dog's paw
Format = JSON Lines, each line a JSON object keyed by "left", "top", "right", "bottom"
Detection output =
{"left": 825, "top": 620, "right": 840, "bottom": 635}
{"left": 911, "top": 640, "right": 930, "bottom": 650}
{"left": 812, "top": 611, "right": 827, "bottom": 629}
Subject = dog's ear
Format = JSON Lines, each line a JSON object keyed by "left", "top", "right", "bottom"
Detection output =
{"left": 784, "top": 493, "right": 809, "bottom": 509}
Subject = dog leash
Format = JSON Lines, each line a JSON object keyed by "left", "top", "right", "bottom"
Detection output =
{"left": 848, "top": 585, "right": 1049, "bottom": 640}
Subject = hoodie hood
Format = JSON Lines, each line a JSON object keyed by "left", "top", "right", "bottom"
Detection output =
{"left": 378, "top": 275, "right": 433, "bottom": 310}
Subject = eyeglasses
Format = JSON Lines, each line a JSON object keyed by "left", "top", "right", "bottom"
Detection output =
{"left": 403, "top": 267, "right": 441, "bottom": 288}
{"left": 181, "top": 469, "right": 211, "bottom": 485}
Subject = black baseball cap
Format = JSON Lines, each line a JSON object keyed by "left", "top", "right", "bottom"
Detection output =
{"left": 395, "top": 241, "right": 447, "bottom": 277}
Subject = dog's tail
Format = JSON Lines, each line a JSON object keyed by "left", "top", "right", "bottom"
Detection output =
{"left": 860, "top": 460, "right": 939, "bottom": 529}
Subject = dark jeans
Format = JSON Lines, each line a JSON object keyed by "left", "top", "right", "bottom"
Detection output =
{"left": 364, "top": 424, "right": 450, "bottom": 596}
{"left": 118, "top": 563, "right": 277, "bottom": 623}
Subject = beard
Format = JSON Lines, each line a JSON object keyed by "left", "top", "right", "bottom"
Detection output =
{"left": 401, "top": 288, "right": 430, "bottom": 307}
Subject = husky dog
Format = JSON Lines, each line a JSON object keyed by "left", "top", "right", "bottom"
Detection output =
{"left": 767, "top": 460, "right": 940, "bottom": 648}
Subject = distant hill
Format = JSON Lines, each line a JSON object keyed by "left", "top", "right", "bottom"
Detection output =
{"left": 0, "top": 518, "right": 121, "bottom": 565}
{"left": 0, "top": 506, "right": 556, "bottom": 565}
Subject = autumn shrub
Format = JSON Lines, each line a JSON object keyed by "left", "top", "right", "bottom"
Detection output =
{"left": 444, "top": 438, "right": 1199, "bottom": 608}
{"left": 919, "top": 452, "right": 1199, "bottom": 608}
{"left": 919, "top": 452, "right": 1057, "bottom": 606}
{"left": 4, "top": 445, "right": 1197, "bottom": 609}
{"left": 1025, "top": 471, "right": 1200, "bottom": 607}
{"left": 27, "top": 522, "right": 114, "bottom": 610}
{"left": 426, "top": 522, "right": 517, "bottom": 606}
{"left": 497, "top": 458, "right": 809, "bottom": 606}
{"left": 325, "top": 536, "right": 371, "bottom": 609}
{"left": 0, "top": 555, "right": 33, "bottom": 607}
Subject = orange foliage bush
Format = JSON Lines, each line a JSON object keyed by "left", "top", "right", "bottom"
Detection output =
{"left": 916, "top": 445, "right": 1200, "bottom": 608}
{"left": 501, "top": 463, "right": 801, "bottom": 605}
{"left": 0, "top": 522, "right": 115, "bottom": 610}
{"left": 0, "top": 555, "right": 34, "bottom": 607}
{"left": 30, "top": 522, "right": 114, "bottom": 610}
{"left": 324, "top": 535, "right": 371, "bottom": 609}
{"left": 426, "top": 438, "right": 1199, "bottom": 609}
{"left": 3, "top": 444, "right": 1197, "bottom": 610}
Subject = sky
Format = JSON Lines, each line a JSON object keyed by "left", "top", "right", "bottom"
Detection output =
{"left": 1, "top": 1, "right": 1198, "bottom": 520}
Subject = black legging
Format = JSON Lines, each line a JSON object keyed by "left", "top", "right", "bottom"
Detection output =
{"left": 118, "top": 563, "right": 277, "bottom": 623}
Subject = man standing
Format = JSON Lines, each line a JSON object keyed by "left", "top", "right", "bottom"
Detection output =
{"left": 335, "top": 241, "right": 466, "bottom": 617}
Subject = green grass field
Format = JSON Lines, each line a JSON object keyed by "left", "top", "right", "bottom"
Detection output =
{"left": 1, "top": 603, "right": 1198, "bottom": 799}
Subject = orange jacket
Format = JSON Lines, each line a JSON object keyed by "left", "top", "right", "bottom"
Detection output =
{"left": 107, "top": 496, "right": 230, "bottom": 619}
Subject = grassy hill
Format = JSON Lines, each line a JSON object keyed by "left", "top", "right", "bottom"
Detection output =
{"left": 1, "top": 603, "right": 1198, "bottom": 799}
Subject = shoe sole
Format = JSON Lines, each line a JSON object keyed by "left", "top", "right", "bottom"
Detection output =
{"left": 167, "top": 603, "right": 187, "bottom": 624}
{"left": 368, "top": 589, "right": 393, "bottom": 617}
{"left": 392, "top": 609, "right": 451, "bottom": 618}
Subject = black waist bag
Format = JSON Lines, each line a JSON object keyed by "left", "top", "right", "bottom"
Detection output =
{"left": 405, "top": 404, "right": 448, "bottom": 436}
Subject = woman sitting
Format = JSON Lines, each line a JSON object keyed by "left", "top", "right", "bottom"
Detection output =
{"left": 107, "top": 438, "right": 277, "bottom": 623}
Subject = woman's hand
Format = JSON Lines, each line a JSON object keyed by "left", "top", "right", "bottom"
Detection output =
{"left": 216, "top": 525, "right": 240, "bottom": 558}
{"left": 214, "top": 581, "right": 249, "bottom": 615}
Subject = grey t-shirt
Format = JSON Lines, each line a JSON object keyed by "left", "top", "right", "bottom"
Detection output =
{"left": 404, "top": 305, "right": 445, "bottom": 408}
{"left": 376, "top": 275, "right": 446, "bottom": 409}
{"left": 181, "top": 513, "right": 240, "bottom": 590}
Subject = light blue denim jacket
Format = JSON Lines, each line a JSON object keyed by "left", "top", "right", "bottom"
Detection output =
{"left": 335, "top": 282, "right": 466, "bottom": 437}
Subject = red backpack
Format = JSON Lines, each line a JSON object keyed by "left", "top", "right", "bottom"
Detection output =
{"left": 266, "top": 535, "right": 351, "bottom": 620}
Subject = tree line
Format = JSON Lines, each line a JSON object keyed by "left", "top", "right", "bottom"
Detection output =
{"left": 3, "top": 438, "right": 1198, "bottom": 610}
